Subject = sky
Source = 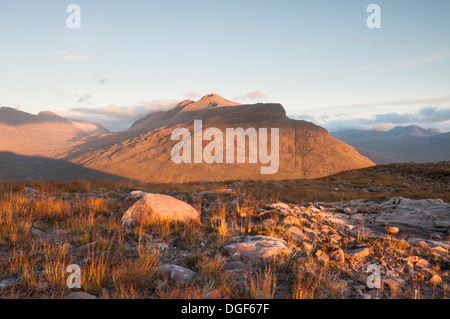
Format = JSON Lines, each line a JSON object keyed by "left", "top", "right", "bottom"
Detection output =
{"left": 0, "top": 0, "right": 449, "bottom": 132}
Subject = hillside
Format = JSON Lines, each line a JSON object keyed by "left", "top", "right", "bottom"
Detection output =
{"left": 0, "top": 107, "right": 108, "bottom": 157}
{"left": 60, "top": 94, "right": 375, "bottom": 183}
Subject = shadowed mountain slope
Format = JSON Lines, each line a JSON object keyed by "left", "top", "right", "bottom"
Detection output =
{"left": 0, "top": 107, "right": 108, "bottom": 156}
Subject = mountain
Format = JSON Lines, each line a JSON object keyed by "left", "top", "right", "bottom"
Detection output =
{"left": 58, "top": 94, "right": 375, "bottom": 183}
{"left": 0, "top": 107, "right": 108, "bottom": 157}
{"left": 0, "top": 95, "right": 376, "bottom": 183}
{"left": 331, "top": 125, "right": 450, "bottom": 164}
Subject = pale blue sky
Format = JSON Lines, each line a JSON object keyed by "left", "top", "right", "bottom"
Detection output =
{"left": 0, "top": 0, "right": 449, "bottom": 131}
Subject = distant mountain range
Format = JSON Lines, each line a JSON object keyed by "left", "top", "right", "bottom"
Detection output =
{"left": 0, "top": 107, "right": 108, "bottom": 156}
{"left": 0, "top": 95, "right": 374, "bottom": 182}
{"left": 331, "top": 125, "right": 450, "bottom": 164}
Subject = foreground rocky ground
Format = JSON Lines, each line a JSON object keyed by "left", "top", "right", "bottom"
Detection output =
{"left": 0, "top": 163, "right": 449, "bottom": 299}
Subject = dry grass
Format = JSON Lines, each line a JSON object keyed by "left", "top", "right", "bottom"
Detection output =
{"left": 0, "top": 162, "right": 448, "bottom": 299}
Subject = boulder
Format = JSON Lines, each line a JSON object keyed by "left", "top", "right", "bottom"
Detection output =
{"left": 224, "top": 235, "right": 291, "bottom": 265}
{"left": 156, "top": 264, "right": 196, "bottom": 285}
{"left": 429, "top": 274, "right": 442, "bottom": 285}
{"left": 223, "top": 261, "right": 252, "bottom": 280}
{"left": 288, "top": 226, "right": 307, "bottom": 242}
{"left": 122, "top": 194, "right": 200, "bottom": 226}
{"left": 349, "top": 247, "right": 371, "bottom": 260}
{"left": 415, "top": 259, "right": 430, "bottom": 268}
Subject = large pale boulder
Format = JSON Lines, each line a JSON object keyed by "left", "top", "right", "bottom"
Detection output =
{"left": 121, "top": 194, "right": 200, "bottom": 226}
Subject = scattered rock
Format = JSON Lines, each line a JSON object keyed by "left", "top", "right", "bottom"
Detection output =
{"left": 315, "top": 250, "right": 330, "bottom": 263}
{"left": 343, "top": 207, "right": 357, "bottom": 215}
{"left": 41, "top": 230, "right": 69, "bottom": 241}
{"left": 288, "top": 227, "right": 307, "bottom": 242}
{"left": 330, "top": 249, "right": 345, "bottom": 264}
{"left": 152, "top": 242, "right": 169, "bottom": 251}
{"left": 224, "top": 235, "right": 291, "bottom": 265}
{"left": 354, "top": 290, "right": 372, "bottom": 299}
{"left": 261, "top": 219, "right": 276, "bottom": 227}
{"left": 429, "top": 274, "right": 442, "bottom": 285}
{"left": 223, "top": 261, "right": 252, "bottom": 280}
{"left": 432, "top": 246, "right": 448, "bottom": 256}
{"left": 19, "top": 187, "right": 40, "bottom": 196}
{"left": 434, "top": 221, "right": 450, "bottom": 229}
{"left": 30, "top": 228, "right": 45, "bottom": 236}
{"left": 385, "top": 226, "right": 400, "bottom": 235}
{"left": 125, "top": 190, "right": 148, "bottom": 201}
{"left": 301, "top": 227, "right": 320, "bottom": 241}
{"left": 415, "top": 259, "right": 430, "bottom": 268}
{"left": 405, "top": 256, "right": 420, "bottom": 263}
{"left": 416, "top": 241, "right": 432, "bottom": 251}
{"left": 122, "top": 194, "right": 200, "bottom": 226}
{"left": 281, "top": 216, "right": 302, "bottom": 227}
{"left": 349, "top": 248, "right": 371, "bottom": 260}
{"left": 65, "top": 292, "right": 98, "bottom": 299}
{"left": 383, "top": 277, "right": 405, "bottom": 295}
{"left": 156, "top": 264, "right": 196, "bottom": 285}
{"left": 0, "top": 279, "right": 14, "bottom": 289}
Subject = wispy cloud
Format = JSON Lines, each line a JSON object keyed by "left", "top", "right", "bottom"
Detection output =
{"left": 60, "top": 99, "right": 178, "bottom": 131}
{"left": 71, "top": 99, "right": 177, "bottom": 119}
{"left": 61, "top": 55, "right": 89, "bottom": 61}
{"left": 304, "top": 93, "right": 450, "bottom": 112}
{"left": 354, "top": 50, "right": 449, "bottom": 74}
{"left": 237, "top": 90, "right": 268, "bottom": 101}
{"left": 75, "top": 94, "right": 92, "bottom": 104}
{"left": 185, "top": 93, "right": 201, "bottom": 100}
{"left": 291, "top": 106, "right": 450, "bottom": 132}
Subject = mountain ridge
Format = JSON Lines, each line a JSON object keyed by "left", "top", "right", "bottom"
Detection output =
{"left": 0, "top": 95, "right": 375, "bottom": 182}
{"left": 332, "top": 125, "right": 450, "bottom": 164}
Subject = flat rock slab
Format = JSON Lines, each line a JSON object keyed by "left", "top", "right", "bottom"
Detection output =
{"left": 224, "top": 235, "right": 291, "bottom": 265}
{"left": 65, "top": 292, "right": 98, "bottom": 299}
{"left": 122, "top": 194, "right": 200, "bottom": 226}
{"left": 375, "top": 198, "right": 450, "bottom": 232}
{"left": 156, "top": 264, "right": 196, "bottom": 285}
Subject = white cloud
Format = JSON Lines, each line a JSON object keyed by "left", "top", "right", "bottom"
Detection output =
{"left": 291, "top": 106, "right": 450, "bottom": 132}
{"left": 64, "top": 99, "right": 178, "bottom": 130}
{"left": 61, "top": 55, "right": 89, "bottom": 61}
{"left": 304, "top": 93, "right": 450, "bottom": 113}
{"left": 185, "top": 92, "right": 201, "bottom": 100}
{"left": 237, "top": 90, "right": 268, "bottom": 101}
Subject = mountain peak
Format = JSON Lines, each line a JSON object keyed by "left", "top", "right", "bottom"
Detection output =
{"left": 389, "top": 125, "right": 440, "bottom": 137}
{"left": 168, "top": 94, "right": 241, "bottom": 115}
{"left": 38, "top": 111, "right": 61, "bottom": 117}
